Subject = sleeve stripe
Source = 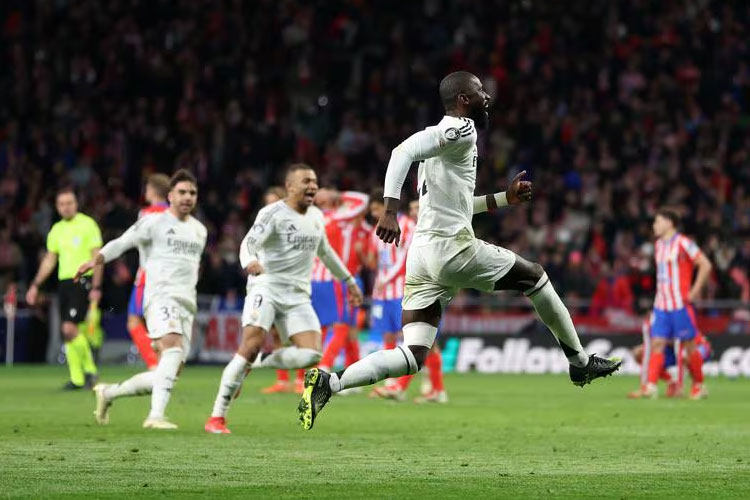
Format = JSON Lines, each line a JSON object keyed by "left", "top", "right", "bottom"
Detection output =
{"left": 259, "top": 205, "right": 282, "bottom": 225}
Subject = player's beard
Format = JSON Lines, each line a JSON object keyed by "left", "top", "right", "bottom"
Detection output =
{"left": 471, "top": 106, "right": 489, "bottom": 129}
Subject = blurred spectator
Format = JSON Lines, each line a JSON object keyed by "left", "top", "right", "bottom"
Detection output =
{"left": 0, "top": 0, "right": 747, "bottom": 312}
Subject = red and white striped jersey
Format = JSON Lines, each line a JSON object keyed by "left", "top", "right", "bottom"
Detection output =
{"left": 369, "top": 214, "right": 415, "bottom": 300}
{"left": 311, "top": 212, "right": 344, "bottom": 282}
{"left": 329, "top": 191, "right": 369, "bottom": 223}
{"left": 654, "top": 233, "right": 702, "bottom": 311}
{"left": 134, "top": 202, "right": 169, "bottom": 286}
{"left": 340, "top": 219, "right": 372, "bottom": 276}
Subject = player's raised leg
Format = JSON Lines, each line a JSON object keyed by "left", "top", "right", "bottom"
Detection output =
{"left": 494, "top": 254, "right": 621, "bottom": 386}
{"left": 93, "top": 371, "right": 154, "bottom": 424}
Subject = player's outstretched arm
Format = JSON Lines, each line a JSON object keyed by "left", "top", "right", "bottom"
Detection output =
{"left": 74, "top": 252, "right": 105, "bottom": 283}
{"left": 77, "top": 218, "right": 151, "bottom": 282}
{"left": 473, "top": 170, "right": 532, "bottom": 214}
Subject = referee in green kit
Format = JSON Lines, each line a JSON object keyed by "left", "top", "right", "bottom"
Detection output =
{"left": 26, "top": 187, "right": 102, "bottom": 389}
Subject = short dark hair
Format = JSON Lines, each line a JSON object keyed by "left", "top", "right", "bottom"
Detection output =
{"left": 169, "top": 169, "right": 197, "bottom": 189}
{"left": 285, "top": 163, "right": 314, "bottom": 182}
{"left": 147, "top": 173, "right": 171, "bottom": 198}
{"left": 656, "top": 206, "right": 681, "bottom": 228}
{"left": 56, "top": 186, "right": 76, "bottom": 198}
{"left": 369, "top": 188, "right": 385, "bottom": 204}
{"left": 439, "top": 71, "right": 477, "bottom": 110}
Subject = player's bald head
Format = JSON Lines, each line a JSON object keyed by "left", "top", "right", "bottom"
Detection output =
{"left": 439, "top": 71, "right": 480, "bottom": 111}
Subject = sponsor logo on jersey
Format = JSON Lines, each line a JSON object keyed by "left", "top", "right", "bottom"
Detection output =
{"left": 167, "top": 237, "right": 203, "bottom": 255}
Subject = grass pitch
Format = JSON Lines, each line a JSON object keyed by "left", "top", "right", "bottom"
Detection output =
{"left": 1, "top": 366, "right": 749, "bottom": 499}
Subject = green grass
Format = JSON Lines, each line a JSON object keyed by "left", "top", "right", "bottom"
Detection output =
{"left": 0, "top": 366, "right": 749, "bottom": 499}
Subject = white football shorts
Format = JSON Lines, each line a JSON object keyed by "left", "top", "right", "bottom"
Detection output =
{"left": 144, "top": 297, "right": 195, "bottom": 361}
{"left": 403, "top": 231, "right": 516, "bottom": 311}
{"left": 242, "top": 284, "right": 321, "bottom": 343}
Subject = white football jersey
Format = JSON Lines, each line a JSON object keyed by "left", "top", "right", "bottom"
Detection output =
{"left": 386, "top": 115, "right": 478, "bottom": 239}
{"left": 239, "top": 200, "right": 349, "bottom": 296}
{"left": 99, "top": 211, "right": 207, "bottom": 313}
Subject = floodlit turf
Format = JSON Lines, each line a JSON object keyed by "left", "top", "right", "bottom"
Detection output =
{"left": 1, "top": 366, "right": 749, "bottom": 499}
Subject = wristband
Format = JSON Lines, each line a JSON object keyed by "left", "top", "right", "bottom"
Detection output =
{"left": 485, "top": 192, "right": 508, "bottom": 211}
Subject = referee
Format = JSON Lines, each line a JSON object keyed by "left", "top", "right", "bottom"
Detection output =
{"left": 26, "top": 187, "right": 103, "bottom": 389}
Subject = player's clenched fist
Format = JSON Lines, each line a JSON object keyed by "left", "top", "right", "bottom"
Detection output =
{"left": 376, "top": 210, "right": 401, "bottom": 246}
{"left": 245, "top": 261, "right": 264, "bottom": 276}
{"left": 507, "top": 170, "right": 533, "bottom": 205}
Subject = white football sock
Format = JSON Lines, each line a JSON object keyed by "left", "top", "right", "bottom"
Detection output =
{"left": 328, "top": 346, "right": 417, "bottom": 393}
{"left": 526, "top": 274, "right": 589, "bottom": 367}
{"left": 104, "top": 371, "right": 154, "bottom": 400}
{"left": 147, "top": 347, "right": 182, "bottom": 420}
{"left": 211, "top": 354, "right": 250, "bottom": 418}
{"left": 258, "top": 347, "right": 321, "bottom": 369}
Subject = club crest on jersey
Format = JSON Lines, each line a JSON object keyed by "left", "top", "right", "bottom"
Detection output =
{"left": 445, "top": 127, "right": 460, "bottom": 141}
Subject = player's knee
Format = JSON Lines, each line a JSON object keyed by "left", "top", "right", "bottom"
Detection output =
{"left": 651, "top": 338, "right": 667, "bottom": 351}
{"left": 407, "top": 345, "right": 429, "bottom": 370}
{"left": 495, "top": 257, "right": 545, "bottom": 292}
{"left": 529, "top": 262, "right": 545, "bottom": 282}
{"left": 239, "top": 328, "right": 265, "bottom": 359}
{"left": 158, "top": 333, "right": 182, "bottom": 350}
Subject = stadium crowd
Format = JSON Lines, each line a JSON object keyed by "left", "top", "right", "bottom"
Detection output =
{"left": 1, "top": 0, "right": 749, "bottom": 316}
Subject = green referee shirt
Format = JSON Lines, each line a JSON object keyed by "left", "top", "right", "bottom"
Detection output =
{"left": 46, "top": 213, "right": 103, "bottom": 280}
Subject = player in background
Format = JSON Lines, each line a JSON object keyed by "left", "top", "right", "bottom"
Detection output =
{"left": 26, "top": 187, "right": 102, "bottom": 389}
{"left": 81, "top": 170, "right": 207, "bottom": 429}
{"left": 643, "top": 208, "right": 712, "bottom": 400}
{"left": 299, "top": 71, "right": 621, "bottom": 430}
{"left": 257, "top": 186, "right": 303, "bottom": 394}
{"left": 370, "top": 197, "right": 448, "bottom": 403}
{"left": 204, "top": 164, "right": 363, "bottom": 434}
{"left": 628, "top": 316, "right": 712, "bottom": 398}
{"left": 318, "top": 190, "right": 371, "bottom": 380}
{"left": 127, "top": 173, "right": 170, "bottom": 369}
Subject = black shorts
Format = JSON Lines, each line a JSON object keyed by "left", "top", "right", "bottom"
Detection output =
{"left": 58, "top": 279, "right": 91, "bottom": 323}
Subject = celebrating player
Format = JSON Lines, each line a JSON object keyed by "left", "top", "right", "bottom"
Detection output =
{"left": 369, "top": 196, "right": 448, "bottom": 403}
{"left": 127, "top": 173, "right": 170, "bottom": 369}
{"left": 299, "top": 71, "right": 621, "bottom": 430}
{"left": 642, "top": 208, "right": 712, "bottom": 399}
{"left": 204, "top": 164, "right": 363, "bottom": 434}
{"left": 80, "top": 169, "right": 207, "bottom": 429}
{"left": 26, "top": 187, "right": 102, "bottom": 390}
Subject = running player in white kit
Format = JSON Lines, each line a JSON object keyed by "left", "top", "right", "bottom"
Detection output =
{"left": 76, "top": 169, "right": 207, "bottom": 430}
{"left": 299, "top": 71, "right": 621, "bottom": 430}
{"left": 204, "top": 164, "right": 363, "bottom": 434}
